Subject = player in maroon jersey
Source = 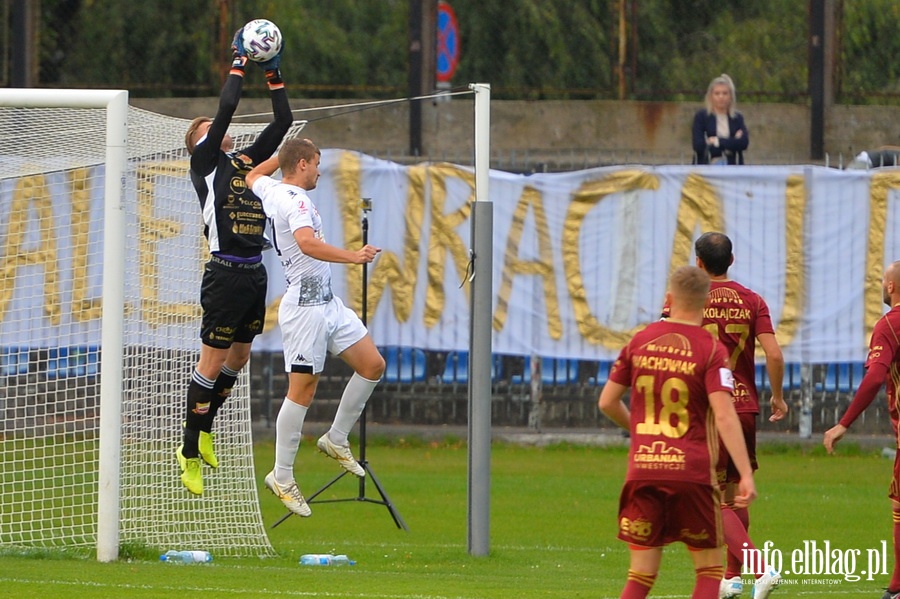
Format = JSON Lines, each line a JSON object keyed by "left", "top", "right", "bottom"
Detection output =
{"left": 692, "top": 232, "right": 787, "bottom": 598}
{"left": 825, "top": 261, "right": 900, "bottom": 599}
{"left": 600, "top": 265, "right": 757, "bottom": 599}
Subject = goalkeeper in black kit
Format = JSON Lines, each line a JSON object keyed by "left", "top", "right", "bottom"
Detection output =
{"left": 177, "top": 30, "right": 292, "bottom": 495}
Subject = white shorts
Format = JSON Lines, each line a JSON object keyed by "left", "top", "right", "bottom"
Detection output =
{"left": 278, "top": 294, "right": 368, "bottom": 375}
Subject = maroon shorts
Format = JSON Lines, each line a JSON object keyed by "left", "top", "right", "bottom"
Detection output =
{"left": 617, "top": 480, "right": 723, "bottom": 549}
{"left": 718, "top": 412, "right": 758, "bottom": 485}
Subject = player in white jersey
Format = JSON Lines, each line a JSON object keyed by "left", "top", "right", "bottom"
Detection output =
{"left": 247, "top": 138, "right": 384, "bottom": 517}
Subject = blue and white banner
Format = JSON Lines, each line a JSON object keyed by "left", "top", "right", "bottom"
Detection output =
{"left": 2, "top": 150, "right": 900, "bottom": 363}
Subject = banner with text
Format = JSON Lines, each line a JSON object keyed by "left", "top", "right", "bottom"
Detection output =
{"left": 2, "top": 150, "right": 899, "bottom": 363}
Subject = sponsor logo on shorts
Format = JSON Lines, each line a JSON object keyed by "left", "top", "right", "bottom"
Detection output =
{"left": 620, "top": 516, "right": 652, "bottom": 542}
{"left": 293, "top": 354, "right": 309, "bottom": 364}
{"left": 680, "top": 528, "right": 710, "bottom": 542}
{"left": 209, "top": 326, "right": 235, "bottom": 343}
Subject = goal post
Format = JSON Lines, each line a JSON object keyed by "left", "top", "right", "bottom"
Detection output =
{"left": 0, "top": 88, "right": 127, "bottom": 562}
{"left": 0, "top": 89, "right": 305, "bottom": 562}
{"left": 96, "top": 90, "right": 126, "bottom": 564}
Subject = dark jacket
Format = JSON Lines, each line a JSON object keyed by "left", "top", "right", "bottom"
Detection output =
{"left": 692, "top": 109, "right": 749, "bottom": 165}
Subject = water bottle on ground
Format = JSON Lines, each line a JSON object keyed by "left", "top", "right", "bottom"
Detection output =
{"left": 299, "top": 553, "right": 355, "bottom": 566}
{"left": 160, "top": 550, "right": 213, "bottom": 564}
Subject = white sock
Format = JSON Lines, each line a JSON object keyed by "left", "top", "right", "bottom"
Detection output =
{"left": 329, "top": 372, "right": 379, "bottom": 446}
{"left": 274, "top": 398, "right": 307, "bottom": 485}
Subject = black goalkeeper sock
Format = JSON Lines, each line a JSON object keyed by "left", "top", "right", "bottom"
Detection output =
{"left": 183, "top": 371, "right": 215, "bottom": 457}
{"left": 204, "top": 366, "right": 239, "bottom": 432}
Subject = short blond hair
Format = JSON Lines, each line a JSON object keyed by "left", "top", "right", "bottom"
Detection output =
{"left": 278, "top": 138, "right": 320, "bottom": 175}
{"left": 669, "top": 265, "right": 711, "bottom": 312}
{"left": 185, "top": 116, "right": 211, "bottom": 155}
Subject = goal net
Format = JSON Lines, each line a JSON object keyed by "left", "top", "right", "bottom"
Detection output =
{"left": 0, "top": 89, "right": 306, "bottom": 559}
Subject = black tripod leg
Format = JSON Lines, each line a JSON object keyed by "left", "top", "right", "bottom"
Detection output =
{"left": 361, "top": 461, "right": 408, "bottom": 530}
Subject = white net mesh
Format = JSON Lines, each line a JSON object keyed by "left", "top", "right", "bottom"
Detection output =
{"left": 0, "top": 100, "right": 306, "bottom": 557}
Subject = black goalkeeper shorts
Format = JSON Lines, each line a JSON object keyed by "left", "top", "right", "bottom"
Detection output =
{"left": 199, "top": 256, "right": 268, "bottom": 349}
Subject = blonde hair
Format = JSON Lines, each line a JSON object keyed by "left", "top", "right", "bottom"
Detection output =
{"left": 184, "top": 116, "right": 211, "bottom": 155}
{"left": 278, "top": 138, "right": 320, "bottom": 175}
{"left": 669, "top": 265, "right": 711, "bottom": 312}
{"left": 704, "top": 73, "right": 737, "bottom": 117}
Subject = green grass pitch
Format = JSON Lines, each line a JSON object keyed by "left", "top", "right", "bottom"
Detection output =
{"left": 0, "top": 436, "right": 893, "bottom": 598}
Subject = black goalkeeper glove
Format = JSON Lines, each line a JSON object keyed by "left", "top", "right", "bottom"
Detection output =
{"left": 257, "top": 44, "right": 283, "bottom": 89}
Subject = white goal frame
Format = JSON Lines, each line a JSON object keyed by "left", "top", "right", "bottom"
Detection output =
{"left": 0, "top": 89, "right": 305, "bottom": 563}
{"left": 0, "top": 89, "right": 128, "bottom": 562}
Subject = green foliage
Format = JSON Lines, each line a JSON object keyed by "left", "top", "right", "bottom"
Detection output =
{"left": 840, "top": 0, "right": 900, "bottom": 100}
{"left": 452, "top": 0, "right": 611, "bottom": 98}
{"left": 239, "top": 0, "right": 408, "bottom": 97}
{"left": 31, "top": 0, "right": 900, "bottom": 102}
{"left": 634, "top": 0, "right": 807, "bottom": 101}
{"left": 50, "top": 0, "right": 217, "bottom": 95}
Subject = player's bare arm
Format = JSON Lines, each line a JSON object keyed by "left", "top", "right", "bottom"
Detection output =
{"left": 598, "top": 380, "right": 630, "bottom": 430}
{"left": 758, "top": 332, "right": 788, "bottom": 421}
{"left": 823, "top": 361, "right": 887, "bottom": 453}
{"left": 709, "top": 389, "right": 757, "bottom": 507}
{"left": 293, "top": 226, "right": 381, "bottom": 264}
{"left": 246, "top": 155, "right": 280, "bottom": 188}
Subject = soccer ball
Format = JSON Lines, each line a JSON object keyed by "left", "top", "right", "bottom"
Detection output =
{"left": 241, "top": 19, "right": 283, "bottom": 63}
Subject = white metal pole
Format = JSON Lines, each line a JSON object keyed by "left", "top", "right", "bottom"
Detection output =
{"left": 0, "top": 88, "right": 129, "bottom": 562}
{"left": 468, "top": 83, "right": 492, "bottom": 557}
{"left": 96, "top": 90, "right": 128, "bottom": 562}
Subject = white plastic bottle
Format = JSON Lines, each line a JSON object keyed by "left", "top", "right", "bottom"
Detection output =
{"left": 299, "top": 553, "right": 355, "bottom": 566}
{"left": 160, "top": 550, "right": 213, "bottom": 564}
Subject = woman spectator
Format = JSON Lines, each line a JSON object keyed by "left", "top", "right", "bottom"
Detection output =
{"left": 692, "top": 74, "right": 749, "bottom": 165}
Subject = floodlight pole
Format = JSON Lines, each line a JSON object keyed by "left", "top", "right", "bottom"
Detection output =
{"left": 468, "top": 83, "right": 492, "bottom": 557}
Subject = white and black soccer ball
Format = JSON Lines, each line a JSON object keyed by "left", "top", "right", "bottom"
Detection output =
{"left": 241, "top": 19, "right": 283, "bottom": 63}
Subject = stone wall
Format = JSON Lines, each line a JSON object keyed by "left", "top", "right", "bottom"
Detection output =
{"left": 135, "top": 96, "right": 900, "bottom": 168}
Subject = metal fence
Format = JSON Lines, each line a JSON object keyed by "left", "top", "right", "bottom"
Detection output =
{"left": 0, "top": 345, "right": 888, "bottom": 437}
{"left": 248, "top": 349, "right": 893, "bottom": 437}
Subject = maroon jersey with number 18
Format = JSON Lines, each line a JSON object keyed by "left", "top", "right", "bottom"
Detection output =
{"left": 608, "top": 319, "right": 735, "bottom": 487}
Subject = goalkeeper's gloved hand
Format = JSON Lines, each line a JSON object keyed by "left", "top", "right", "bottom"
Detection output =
{"left": 257, "top": 44, "right": 282, "bottom": 72}
{"left": 258, "top": 47, "right": 284, "bottom": 89}
{"left": 231, "top": 28, "right": 248, "bottom": 73}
